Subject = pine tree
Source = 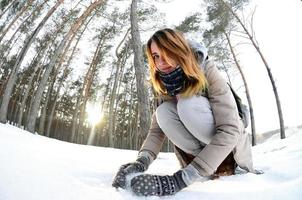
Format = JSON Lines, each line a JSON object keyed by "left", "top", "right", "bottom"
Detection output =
{"left": 130, "top": 0, "right": 151, "bottom": 147}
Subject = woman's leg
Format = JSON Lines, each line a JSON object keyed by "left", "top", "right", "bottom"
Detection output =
{"left": 177, "top": 95, "right": 215, "bottom": 145}
{"left": 156, "top": 97, "right": 236, "bottom": 175}
{"left": 156, "top": 101, "right": 203, "bottom": 156}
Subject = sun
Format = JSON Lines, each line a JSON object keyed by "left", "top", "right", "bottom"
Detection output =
{"left": 86, "top": 102, "right": 103, "bottom": 125}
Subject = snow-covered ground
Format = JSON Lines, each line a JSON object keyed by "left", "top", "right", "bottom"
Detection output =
{"left": 0, "top": 123, "right": 302, "bottom": 200}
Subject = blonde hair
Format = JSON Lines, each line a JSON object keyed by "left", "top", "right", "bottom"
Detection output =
{"left": 146, "top": 28, "right": 208, "bottom": 98}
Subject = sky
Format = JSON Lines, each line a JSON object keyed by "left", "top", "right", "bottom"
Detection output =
{"left": 157, "top": 0, "right": 302, "bottom": 133}
{"left": 1, "top": 123, "right": 302, "bottom": 200}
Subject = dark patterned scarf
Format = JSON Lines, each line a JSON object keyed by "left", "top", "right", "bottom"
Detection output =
{"left": 158, "top": 66, "right": 186, "bottom": 96}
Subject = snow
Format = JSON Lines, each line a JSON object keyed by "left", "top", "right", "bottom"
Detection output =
{"left": 1, "top": 123, "right": 302, "bottom": 200}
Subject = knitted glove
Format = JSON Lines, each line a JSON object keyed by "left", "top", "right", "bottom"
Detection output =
{"left": 130, "top": 170, "right": 187, "bottom": 196}
{"left": 112, "top": 156, "right": 149, "bottom": 189}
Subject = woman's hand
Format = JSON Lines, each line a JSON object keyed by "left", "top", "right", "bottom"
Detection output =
{"left": 130, "top": 170, "right": 187, "bottom": 196}
{"left": 112, "top": 157, "right": 149, "bottom": 189}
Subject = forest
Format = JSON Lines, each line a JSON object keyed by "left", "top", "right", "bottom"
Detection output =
{"left": 0, "top": 0, "right": 285, "bottom": 151}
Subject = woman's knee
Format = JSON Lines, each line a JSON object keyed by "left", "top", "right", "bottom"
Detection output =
{"left": 156, "top": 101, "right": 177, "bottom": 125}
{"left": 156, "top": 101, "right": 203, "bottom": 155}
{"left": 177, "top": 95, "right": 213, "bottom": 121}
{"left": 177, "top": 95, "right": 215, "bottom": 144}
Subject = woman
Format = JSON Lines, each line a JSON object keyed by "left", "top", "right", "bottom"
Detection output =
{"left": 112, "top": 28, "right": 259, "bottom": 196}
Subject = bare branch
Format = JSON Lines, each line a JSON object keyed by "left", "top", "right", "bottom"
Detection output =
{"left": 79, "top": 2, "right": 89, "bottom": 9}
{"left": 231, "top": 32, "right": 250, "bottom": 40}
{"left": 250, "top": 7, "right": 259, "bottom": 46}
{"left": 240, "top": 10, "right": 247, "bottom": 28}
{"left": 236, "top": 41, "right": 253, "bottom": 47}
{"left": 250, "top": 7, "right": 256, "bottom": 40}
{"left": 115, "top": 27, "right": 131, "bottom": 58}
{"left": 232, "top": 29, "right": 248, "bottom": 36}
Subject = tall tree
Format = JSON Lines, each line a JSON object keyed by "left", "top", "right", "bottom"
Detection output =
{"left": 77, "top": 33, "right": 106, "bottom": 143}
{"left": 130, "top": 0, "right": 151, "bottom": 146}
{"left": 17, "top": 42, "right": 50, "bottom": 127}
{"left": 45, "top": 66, "right": 71, "bottom": 136}
{"left": 70, "top": 80, "right": 82, "bottom": 142}
{"left": 108, "top": 28, "right": 131, "bottom": 147}
{"left": 220, "top": 0, "right": 285, "bottom": 139}
{"left": 205, "top": 0, "right": 258, "bottom": 143}
{"left": 223, "top": 30, "right": 256, "bottom": 145}
{"left": 38, "top": 74, "right": 55, "bottom": 134}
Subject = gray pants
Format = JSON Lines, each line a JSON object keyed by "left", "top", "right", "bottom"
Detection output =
{"left": 156, "top": 95, "right": 215, "bottom": 157}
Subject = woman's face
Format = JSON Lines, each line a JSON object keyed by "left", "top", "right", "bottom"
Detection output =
{"left": 150, "top": 41, "right": 178, "bottom": 74}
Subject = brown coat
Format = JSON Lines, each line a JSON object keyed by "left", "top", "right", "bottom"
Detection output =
{"left": 140, "top": 60, "right": 254, "bottom": 176}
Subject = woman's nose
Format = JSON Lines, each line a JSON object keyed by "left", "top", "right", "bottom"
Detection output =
{"left": 158, "top": 57, "right": 166, "bottom": 65}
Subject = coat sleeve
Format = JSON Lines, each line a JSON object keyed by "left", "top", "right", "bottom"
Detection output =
{"left": 191, "top": 60, "right": 243, "bottom": 176}
{"left": 139, "top": 112, "right": 166, "bottom": 159}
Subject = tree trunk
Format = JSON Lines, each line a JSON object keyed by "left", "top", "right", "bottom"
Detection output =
{"left": 67, "top": 15, "right": 96, "bottom": 142}
{"left": 108, "top": 30, "right": 130, "bottom": 147}
{"left": 0, "top": 0, "right": 63, "bottom": 123}
{"left": 128, "top": 78, "right": 135, "bottom": 149}
{"left": 77, "top": 37, "right": 103, "bottom": 143}
{"left": 25, "top": 64, "right": 44, "bottom": 128}
{"left": 130, "top": 0, "right": 151, "bottom": 147}
{"left": 134, "top": 103, "right": 139, "bottom": 150}
{"left": 70, "top": 17, "right": 99, "bottom": 143}
{"left": 70, "top": 95, "right": 81, "bottom": 142}
{"left": 112, "top": 60, "right": 126, "bottom": 140}
{"left": 222, "top": 63, "right": 232, "bottom": 85}
{"left": 224, "top": 31, "right": 257, "bottom": 145}
{"left": 26, "top": 0, "right": 104, "bottom": 133}
{"left": 10, "top": 84, "right": 24, "bottom": 125}
{"left": 221, "top": 0, "right": 285, "bottom": 139}
{"left": 53, "top": 113, "right": 60, "bottom": 138}
{"left": 38, "top": 80, "right": 54, "bottom": 135}
{"left": 0, "top": 31, "right": 23, "bottom": 70}
{"left": 8, "top": 99, "right": 17, "bottom": 124}
{"left": 17, "top": 47, "right": 49, "bottom": 127}
{"left": 46, "top": 67, "right": 70, "bottom": 138}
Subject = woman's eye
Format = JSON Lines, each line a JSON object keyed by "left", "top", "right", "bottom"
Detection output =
{"left": 153, "top": 55, "right": 159, "bottom": 60}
